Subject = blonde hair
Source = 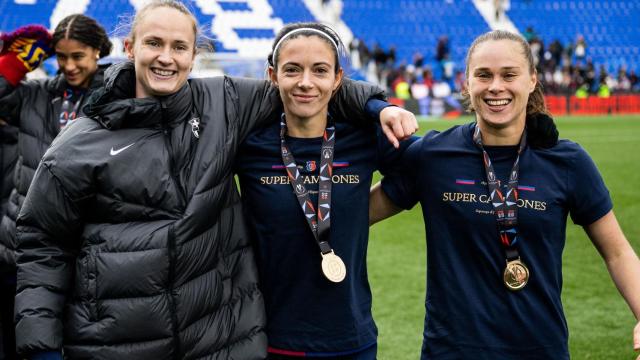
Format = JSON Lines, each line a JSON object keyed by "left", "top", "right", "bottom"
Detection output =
{"left": 128, "top": 0, "right": 209, "bottom": 52}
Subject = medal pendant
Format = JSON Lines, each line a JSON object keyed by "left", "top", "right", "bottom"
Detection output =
{"left": 503, "top": 259, "right": 529, "bottom": 291}
{"left": 321, "top": 251, "right": 346, "bottom": 283}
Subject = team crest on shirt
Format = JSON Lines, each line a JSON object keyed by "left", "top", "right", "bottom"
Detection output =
{"left": 306, "top": 160, "right": 317, "bottom": 172}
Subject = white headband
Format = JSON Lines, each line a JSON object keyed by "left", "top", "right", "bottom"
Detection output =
{"left": 272, "top": 27, "right": 339, "bottom": 64}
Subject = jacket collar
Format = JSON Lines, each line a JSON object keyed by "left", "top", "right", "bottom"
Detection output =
{"left": 83, "top": 61, "right": 194, "bottom": 130}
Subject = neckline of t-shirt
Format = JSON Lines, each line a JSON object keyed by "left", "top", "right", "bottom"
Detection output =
{"left": 465, "top": 122, "right": 524, "bottom": 151}
{"left": 285, "top": 134, "right": 323, "bottom": 143}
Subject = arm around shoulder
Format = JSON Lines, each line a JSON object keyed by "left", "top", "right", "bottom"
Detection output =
{"left": 329, "top": 78, "right": 385, "bottom": 126}
{"left": 224, "top": 76, "right": 281, "bottom": 140}
{"left": 331, "top": 79, "right": 418, "bottom": 146}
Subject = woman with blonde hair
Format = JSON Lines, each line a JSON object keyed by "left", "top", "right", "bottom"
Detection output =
{"left": 13, "top": 1, "right": 416, "bottom": 359}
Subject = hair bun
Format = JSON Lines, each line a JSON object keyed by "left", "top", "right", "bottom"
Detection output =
{"left": 527, "top": 112, "right": 558, "bottom": 149}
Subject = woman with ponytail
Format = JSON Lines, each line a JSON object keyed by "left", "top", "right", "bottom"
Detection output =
{"left": 0, "top": 14, "right": 112, "bottom": 358}
{"left": 369, "top": 30, "right": 640, "bottom": 359}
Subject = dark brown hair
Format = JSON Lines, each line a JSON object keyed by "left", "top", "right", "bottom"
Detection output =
{"left": 52, "top": 14, "right": 113, "bottom": 58}
{"left": 268, "top": 22, "right": 345, "bottom": 75}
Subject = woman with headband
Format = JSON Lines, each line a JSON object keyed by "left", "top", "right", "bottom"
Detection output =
{"left": 12, "top": 2, "right": 416, "bottom": 359}
{"left": 236, "top": 22, "right": 415, "bottom": 359}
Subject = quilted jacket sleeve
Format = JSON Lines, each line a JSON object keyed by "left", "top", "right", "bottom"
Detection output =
{"left": 224, "top": 76, "right": 280, "bottom": 142}
{"left": 0, "top": 75, "right": 23, "bottom": 125}
{"left": 14, "top": 161, "right": 84, "bottom": 356}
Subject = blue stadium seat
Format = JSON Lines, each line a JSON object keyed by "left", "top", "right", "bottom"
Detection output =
{"left": 0, "top": 0, "right": 636, "bottom": 74}
{"left": 507, "top": 0, "right": 640, "bottom": 73}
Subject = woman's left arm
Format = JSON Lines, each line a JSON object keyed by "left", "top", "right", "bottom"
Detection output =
{"left": 584, "top": 210, "right": 640, "bottom": 357}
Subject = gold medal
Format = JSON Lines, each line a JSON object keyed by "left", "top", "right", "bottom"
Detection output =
{"left": 321, "top": 251, "right": 346, "bottom": 283}
{"left": 503, "top": 259, "right": 529, "bottom": 291}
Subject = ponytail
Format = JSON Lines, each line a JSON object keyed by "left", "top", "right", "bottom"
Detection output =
{"left": 526, "top": 81, "right": 549, "bottom": 117}
{"left": 526, "top": 80, "right": 558, "bottom": 148}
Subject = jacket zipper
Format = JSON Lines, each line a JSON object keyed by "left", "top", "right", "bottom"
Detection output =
{"left": 161, "top": 104, "right": 187, "bottom": 208}
{"left": 166, "top": 224, "right": 180, "bottom": 359}
{"left": 0, "top": 129, "right": 4, "bottom": 207}
{"left": 160, "top": 103, "right": 183, "bottom": 358}
{"left": 163, "top": 127, "right": 187, "bottom": 207}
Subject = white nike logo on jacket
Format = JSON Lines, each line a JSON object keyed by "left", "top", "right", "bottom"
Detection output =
{"left": 110, "top": 143, "right": 135, "bottom": 156}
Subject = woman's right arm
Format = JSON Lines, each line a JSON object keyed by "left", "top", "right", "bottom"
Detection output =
{"left": 0, "top": 24, "right": 53, "bottom": 126}
{"left": 369, "top": 182, "right": 404, "bottom": 225}
{"left": 14, "top": 162, "right": 83, "bottom": 357}
{"left": 369, "top": 137, "right": 423, "bottom": 225}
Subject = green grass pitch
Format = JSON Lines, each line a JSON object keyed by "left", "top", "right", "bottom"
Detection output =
{"left": 369, "top": 115, "right": 640, "bottom": 359}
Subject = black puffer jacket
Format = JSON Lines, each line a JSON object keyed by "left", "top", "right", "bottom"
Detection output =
{"left": 0, "top": 124, "right": 17, "bottom": 218}
{"left": 0, "top": 123, "right": 18, "bottom": 271}
{"left": 0, "top": 66, "right": 107, "bottom": 268}
{"left": 15, "top": 62, "right": 384, "bottom": 359}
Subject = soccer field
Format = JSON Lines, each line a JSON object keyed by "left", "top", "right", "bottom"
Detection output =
{"left": 368, "top": 115, "right": 640, "bottom": 359}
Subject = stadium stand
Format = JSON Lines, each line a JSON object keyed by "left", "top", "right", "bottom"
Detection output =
{"left": 0, "top": 0, "right": 638, "bottom": 115}
{"left": 1, "top": 0, "right": 637, "bottom": 73}
{"left": 507, "top": 1, "right": 640, "bottom": 74}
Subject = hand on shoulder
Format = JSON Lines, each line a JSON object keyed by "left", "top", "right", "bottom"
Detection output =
{"left": 380, "top": 106, "right": 419, "bottom": 148}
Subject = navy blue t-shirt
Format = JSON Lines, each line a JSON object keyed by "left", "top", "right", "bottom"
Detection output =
{"left": 382, "top": 123, "right": 612, "bottom": 360}
{"left": 236, "top": 119, "right": 413, "bottom": 356}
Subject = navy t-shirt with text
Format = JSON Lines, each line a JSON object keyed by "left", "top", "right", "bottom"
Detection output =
{"left": 236, "top": 119, "right": 413, "bottom": 356}
{"left": 382, "top": 123, "right": 612, "bottom": 360}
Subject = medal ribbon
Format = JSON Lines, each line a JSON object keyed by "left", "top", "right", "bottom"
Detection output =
{"left": 59, "top": 88, "right": 85, "bottom": 128}
{"left": 280, "top": 114, "right": 335, "bottom": 254}
{"left": 472, "top": 125, "right": 527, "bottom": 261}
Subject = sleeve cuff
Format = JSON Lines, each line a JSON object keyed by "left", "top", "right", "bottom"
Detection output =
{"left": 31, "top": 351, "right": 63, "bottom": 360}
{"left": 381, "top": 176, "right": 418, "bottom": 210}
{"left": 365, "top": 98, "right": 393, "bottom": 119}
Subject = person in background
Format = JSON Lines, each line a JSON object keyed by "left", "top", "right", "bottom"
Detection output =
{"left": 0, "top": 15, "right": 112, "bottom": 359}
{"left": 370, "top": 30, "right": 640, "bottom": 359}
